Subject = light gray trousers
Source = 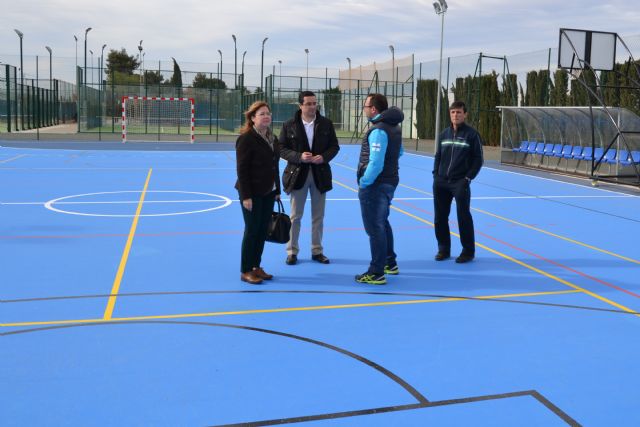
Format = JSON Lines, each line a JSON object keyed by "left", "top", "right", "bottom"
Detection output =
{"left": 287, "top": 171, "right": 326, "bottom": 256}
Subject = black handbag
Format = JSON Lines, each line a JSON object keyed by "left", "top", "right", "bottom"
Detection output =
{"left": 266, "top": 199, "right": 291, "bottom": 244}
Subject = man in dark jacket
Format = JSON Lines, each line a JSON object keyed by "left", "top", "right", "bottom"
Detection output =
{"left": 432, "top": 100, "right": 483, "bottom": 263}
{"left": 355, "top": 93, "right": 404, "bottom": 285}
{"left": 279, "top": 91, "right": 340, "bottom": 265}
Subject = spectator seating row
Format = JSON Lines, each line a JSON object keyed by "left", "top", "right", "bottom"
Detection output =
{"left": 512, "top": 141, "right": 640, "bottom": 166}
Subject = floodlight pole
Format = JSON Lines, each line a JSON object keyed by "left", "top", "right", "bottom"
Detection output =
{"left": 433, "top": 0, "right": 448, "bottom": 154}
{"left": 138, "top": 41, "right": 143, "bottom": 86}
{"left": 260, "top": 37, "right": 268, "bottom": 93}
{"left": 45, "top": 46, "right": 52, "bottom": 91}
{"left": 101, "top": 44, "right": 106, "bottom": 85}
{"left": 217, "top": 49, "right": 222, "bottom": 82}
{"left": 14, "top": 29, "right": 24, "bottom": 130}
{"left": 232, "top": 34, "right": 237, "bottom": 89}
{"left": 389, "top": 45, "right": 395, "bottom": 101}
{"left": 304, "top": 48, "right": 309, "bottom": 89}
{"left": 84, "top": 27, "right": 91, "bottom": 86}
{"left": 346, "top": 57, "right": 352, "bottom": 131}
{"left": 241, "top": 50, "right": 246, "bottom": 87}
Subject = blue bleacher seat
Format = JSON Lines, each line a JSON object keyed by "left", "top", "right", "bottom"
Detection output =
{"left": 593, "top": 147, "right": 604, "bottom": 162}
{"left": 552, "top": 144, "right": 563, "bottom": 157}
{"left": 527, "top": 142, "right": 538, "bottom": 154}
{"left": 559, "top": 145, "right": 573, "bottom": 158}
{"left": 567, "top": 145, "right": 582, "bottom": 159}
{"left": 534, "top": 142, "right": 546, "bottom": 156}
{"left": 621, "top": 150, "right": 640, "bottom": 166}
{"left": 603, "top": 148, "right": 617, "bottom": 164}
{"left": 543, "top": 143, "right": 555, "bottom": 156}
{"left": 616, "top": 150, "right": 629, "bottom": 165}
{"left": 580, "top": 146, "right": 593, "bottom": 161}
{"left": 513, "top": 141, "right": 529, "bottom": 152}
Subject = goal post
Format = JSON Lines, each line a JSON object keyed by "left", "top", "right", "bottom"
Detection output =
{"left": 121, "top": 96, "right": 195, "bottom": 143}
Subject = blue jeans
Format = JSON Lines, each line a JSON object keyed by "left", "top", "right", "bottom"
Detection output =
{"left": 358, "top": 182, "right": 397, "bottom": 274}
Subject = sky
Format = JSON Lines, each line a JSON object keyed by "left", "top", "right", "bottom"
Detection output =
{"left": 1, "top": 0, "right": 639, "bottom": 85}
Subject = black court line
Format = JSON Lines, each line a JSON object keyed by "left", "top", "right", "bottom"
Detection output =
{"left": 2, "top": 289, "right": 638, "bottom": 318}
{"left": 3, "top": 320, "right": 579, "bottom": 426}
{"left": 215, "top": 390, "right": 580, "bottom": 427}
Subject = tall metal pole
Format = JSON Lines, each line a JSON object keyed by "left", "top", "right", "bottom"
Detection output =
{"left": 101, "top": 44, "right": 106, "bottom": 84}
{"left": 138, "top": 40, "right": 143, "bottom": 86}
{"left": 346, "top": 57, "right": 351, "bottom": 131}
{"left": 232, "top": 34, "right": 237, "bottom": 89}
{"left": 433, "top": 0, "right": 448, "bottom": 154}
{"left": 74, "top": 35, "right": 78, "bottom": 73}
{"left": 241, "top": 50, "right": 246, "bottom": 88}
{"left": 217, "top": 49, "right": 222, "bottom": 82}
{"left": 45, "top": 46, "right": 52, "bottom": 91}
{"left": 14, "top": 29, "right": 24, "bottom": 130}
{"left": 260, "top": 37, "right": 268, "bottom": 93}
{"left": 84, "top": 27, "right": 91, "bottom": 86}
{"left": 304, "top": 48, "right": 309, "bottom": 89}
{"left": 389, "top": 45, "right": 395, "bottom": 102}
{"left": 89, "top": 50, "right": 94, "bottom": 84}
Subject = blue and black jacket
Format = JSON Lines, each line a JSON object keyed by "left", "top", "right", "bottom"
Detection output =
{"left": 357, "top": 107, "right": 405, "bottom": 188}
{"left": 433, "top": 122, "right": 483, "bottom": 181}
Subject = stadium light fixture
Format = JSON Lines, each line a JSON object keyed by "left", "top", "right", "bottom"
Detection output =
{"left": 433, "top": 0, "right": 447, "bottom": 153}
{"left": 14, "top": 29, "right": 24, "bottom": 130}
{"left": 232, "top": 34, "right": 237, "bottom": 89}
{"left": 260, "top": 37, "right": 268, "bottom": 93}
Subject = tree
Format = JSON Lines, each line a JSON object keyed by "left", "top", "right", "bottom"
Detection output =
{"left": 144, "top": 70, "right": 164, "bottom": 85}
{"left": 169, "top": 57, "right": 182, "bottom": 87}
{"left": 320, "top": 86, "right": 341, "bottom": 124}
{"left": 192, "top": 72, "right": 226, "bottom": 89}
{"left": 106, "top": 48, "right": 139, "bottom": 77}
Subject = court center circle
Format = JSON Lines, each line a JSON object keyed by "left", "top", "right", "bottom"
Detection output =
{"left": 43, "top": 191, "right": 233, "bottom": 217}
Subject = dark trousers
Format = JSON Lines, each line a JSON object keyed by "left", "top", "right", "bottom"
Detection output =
{"left": 433, "top": 177, "right": 475, "bottom": 255}
{"left": 240, "top": 191, "right": 276, "bottom": 273}
{"left": 359, "top": 182, "right": 397, "bottom": 274}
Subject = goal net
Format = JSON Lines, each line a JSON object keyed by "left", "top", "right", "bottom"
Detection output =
{"left": 122, "top": 96, "right": 195, "bottom": 142}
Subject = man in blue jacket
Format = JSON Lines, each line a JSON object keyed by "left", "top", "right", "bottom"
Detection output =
{"left": 356, "top": 93, "right": 404, "bottom": 285}
{"left": 432, "top": 101, "right": 483, "bottom": 263}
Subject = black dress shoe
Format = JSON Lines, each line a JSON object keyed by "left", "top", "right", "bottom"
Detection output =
{"left": 311, "top": 253, "right": 330, "bottom": 264}
{"left": 286, "top": 254, "right": 297, "bottom": 265}
{"left": 434, "top": 251, "right": 450, "bottom": 261}
{"left": 455, "top": 253, "right": 475, "bottom": 264}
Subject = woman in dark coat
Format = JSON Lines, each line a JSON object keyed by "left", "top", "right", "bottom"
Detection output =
{"left": 235, "top": 101, "right": 281, "bottom": 284}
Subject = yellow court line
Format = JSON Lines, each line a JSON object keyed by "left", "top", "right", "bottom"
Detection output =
{"left": 0, "top": 154, "right": 27, "bottom": 164}
{"left": 332, "top": 177, "right": 640, "bottom": 318}
{"left": 1, "top": 289, "right": 580, "bottom": 328}
{"left": 473, "top": 207, "right": 640, "bottom": 265}
{"left": 103, "top": 168, "right": 153, "bottom": 320}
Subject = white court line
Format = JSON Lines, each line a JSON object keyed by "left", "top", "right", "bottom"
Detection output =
{"left": 2, "top": 194, "right": 633, "bottom": 206}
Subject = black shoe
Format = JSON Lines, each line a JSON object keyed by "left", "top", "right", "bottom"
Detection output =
{"left": 455, "top": 253, "right": 475, "bottom": 263}
{"left": 311, "top": 253, "right": 330, "bottom": 264}
{"left": 384, "top": 262, "right": 399, "bottom": 275}
{"left": 286, "top": 254, "right": 297, "bottom": 265}
{"left": 434, "top": 251, "right": 450, "bottom": 261}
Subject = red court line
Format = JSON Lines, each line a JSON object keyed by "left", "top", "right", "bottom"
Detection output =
{"left": 395, "top": 199, "right": 640, "bottom": 300}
